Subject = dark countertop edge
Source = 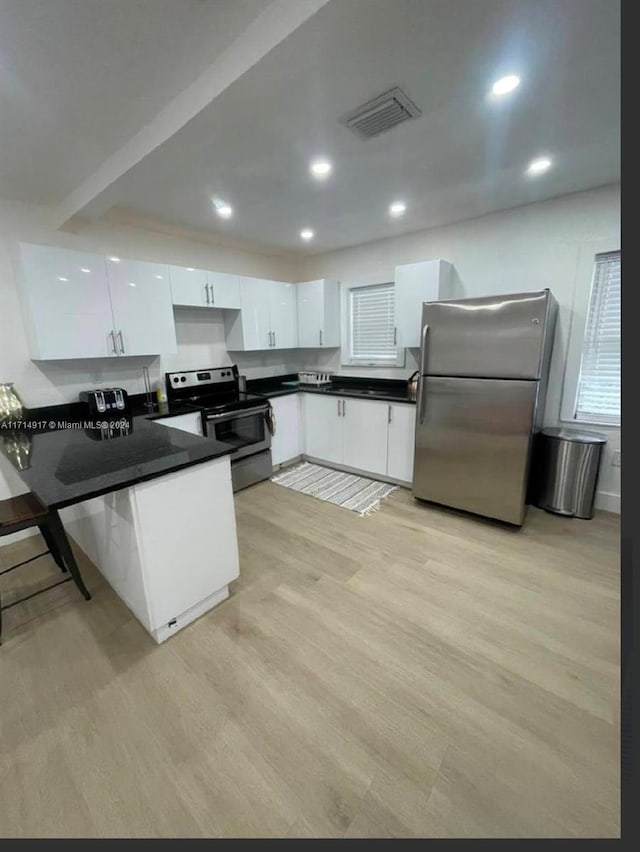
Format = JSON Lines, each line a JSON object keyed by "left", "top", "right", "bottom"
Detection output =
{"left": 247, "top": 373, "right": 416, "bottom": 405}
{"left": 44, "top": 447, "right": 232, "bottom": 511}
{"left": 252, "top": 386, "right": 416, "bottom": 405}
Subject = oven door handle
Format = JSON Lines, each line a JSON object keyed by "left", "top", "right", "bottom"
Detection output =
{"left": 206, "top": 406, "right": 269, "bottom": 422}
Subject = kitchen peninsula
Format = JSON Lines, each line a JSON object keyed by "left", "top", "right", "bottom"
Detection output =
{"left": 0, "top": 412, "right": 239, "bottom": 643}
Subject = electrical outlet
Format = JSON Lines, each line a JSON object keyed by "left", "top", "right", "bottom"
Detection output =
{"left": 612, "top": 450, "right": 621, "bottom": 467}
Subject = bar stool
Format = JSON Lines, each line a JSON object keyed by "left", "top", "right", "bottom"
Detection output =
{"left": 0, "top": 493, "right": 91, "bottom": 642}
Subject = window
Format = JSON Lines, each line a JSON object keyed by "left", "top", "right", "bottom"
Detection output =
{"left": 347, "top": 282, "right": 402, "bottom": 365}
{"left": 574, "top": 250, "right": 620, "bottom": 425}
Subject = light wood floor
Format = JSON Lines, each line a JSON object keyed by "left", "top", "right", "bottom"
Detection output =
{"left": 0, "top": 483, "right": 620, "bottom": 838}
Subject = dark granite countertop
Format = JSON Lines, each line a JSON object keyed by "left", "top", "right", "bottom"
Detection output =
{"left": 247, "top": 374, "right": 416, "bottom": 405}
{"left": 0, "top": 412, "right": 233, "bottom": 510}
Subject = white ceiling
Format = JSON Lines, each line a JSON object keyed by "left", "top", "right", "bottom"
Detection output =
{"left": 0, "top": 0, "right": 273, "bottom": 203}
{"left": 2, "top": 0, "right": 620, "bottom": 252}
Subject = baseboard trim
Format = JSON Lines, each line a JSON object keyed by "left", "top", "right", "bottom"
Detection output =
{"left": 595, "top": 491, "right": 620, "bottom": 514}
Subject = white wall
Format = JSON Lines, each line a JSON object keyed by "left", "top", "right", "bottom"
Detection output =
{"left": 300, "top": 184, "right": 621, "bottom": 511}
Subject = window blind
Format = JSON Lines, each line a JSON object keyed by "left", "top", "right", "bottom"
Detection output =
{"left": 349, "top": 282, "right": 396, "bottom": 361}
{"left": 574, "top": 250, "right": 621, "bottom": 425}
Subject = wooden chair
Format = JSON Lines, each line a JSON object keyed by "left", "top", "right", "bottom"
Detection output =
{"left": 0, "top": 493, "right": 91, "bottom": 642}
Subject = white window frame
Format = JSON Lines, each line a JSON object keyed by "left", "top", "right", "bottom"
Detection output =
{"left": 560, "top": 237, "right": 620, "bottom": 427}
{"left": 341, "top": 281, "right": 405, "bottom": 368}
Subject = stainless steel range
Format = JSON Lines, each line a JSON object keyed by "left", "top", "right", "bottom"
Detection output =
{"left": 165, "top": 366, "right": 272, "bottom": 492}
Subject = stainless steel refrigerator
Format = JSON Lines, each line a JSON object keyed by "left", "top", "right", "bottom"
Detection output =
{"left": 413, "top": 290, "right": 557, "bottom": 525}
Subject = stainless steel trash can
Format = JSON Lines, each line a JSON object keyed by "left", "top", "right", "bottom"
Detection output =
{"left": 535, "top": 427, "right": 607, "bottom": 519}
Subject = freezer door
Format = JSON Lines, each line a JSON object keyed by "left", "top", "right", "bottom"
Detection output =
{"left": 413, "top": 377, "right": 538, "bottom": 525}
{"left": 420, "top": 290, "right": 554, "bottom": 379}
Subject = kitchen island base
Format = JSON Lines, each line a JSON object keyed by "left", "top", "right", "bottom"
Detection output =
{"left": 61, "top": 455, "right": 239, "bottom": 643}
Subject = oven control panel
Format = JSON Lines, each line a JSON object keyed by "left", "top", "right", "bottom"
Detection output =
{"left": 166, "top": 366, "right": 238, "bottom": 391}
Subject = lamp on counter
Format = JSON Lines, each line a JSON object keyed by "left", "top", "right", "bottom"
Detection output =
{"left": 2, "top": 432, "right": 32, "bottom": 470}
{"left": 0, "top": 382, "right": 23, "bottom": 425}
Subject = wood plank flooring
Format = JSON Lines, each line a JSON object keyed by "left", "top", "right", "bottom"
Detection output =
{"left": 0, "top": 482, "right": 620, "bottom": 837}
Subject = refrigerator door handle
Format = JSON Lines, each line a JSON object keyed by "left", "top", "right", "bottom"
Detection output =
{"left": 417, "top": 376, "right": 426, "bottom": 424}
{"left": 419, "top": 324, "right": 430, "bottom": 375}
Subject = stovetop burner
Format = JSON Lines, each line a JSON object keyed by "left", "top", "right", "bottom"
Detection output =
{"left": 165, "top": 366, "right": 268, "bottom": 415}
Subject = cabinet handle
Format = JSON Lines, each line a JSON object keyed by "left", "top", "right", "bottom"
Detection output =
{"left": 393, "top": 326, "right": 397, "bottom": 346}
{"left": 117, "top": 330, "right": 125, "bottom": 354}
{"left": 210, "top": 284, "right": 214, "bottom": 306}
{"left": 337, "top": 399, "right": 341, "bottom": 417}
{"left": 319, "top": 329, "right": 323, "bottom": 346}
{"left": 388, "top": 404, "right": 392, "bottom": 424}
{"left": 341, "top": 400, "right": 345, "bottom": 416}
{"left": 109, "top": 330, "right": 118, "bottom": 355}
{"left": 273, "top": 331, "right": 276, "bottom": 347}
{"left": 205, "top": 284, "right": 210, "bottom": 305}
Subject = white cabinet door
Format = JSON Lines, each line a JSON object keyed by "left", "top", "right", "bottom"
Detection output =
{"left": 387, "top": 403, "right": 416, "bottom": 483}
{"left": 18, "top": 243, "right": 117, "bottom": 359}
{"left": 297, "top": 280, "right": 324, "bottom": 347}
{"left": 155, "top": 411, "right": 203, "bottom": 436}
{"left": 169, "top": 265, "right": 207, "bottom": 307}
{"left": 230, "top": 276, "right": 271, "bottom": 350}
{"left": 394, "top": 260, "right": 452, "bottom": 348}
{"left": 297, "top": 279, "right": 341, "bottom": 348}
{"left": 269, "top": 281, "right": 298, "bottom": 349}
{"left": 303, "top": 393, "right": 342, "bottom": 465}
{"left": 106, "top": 257, "right": 177, "bottom": 356}
{"left": 342, "top": 397, "right": 389, "bottom": 477}
{"left": 270, "top": 394, "right": 301, "bottom": 465}
{"left": 208, "top": 271, "right": 241, "bottom": 309}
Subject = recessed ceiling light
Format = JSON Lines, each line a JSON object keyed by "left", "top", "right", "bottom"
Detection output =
{"left": 186, "top": 268, "right": 195, "bottom": 272}
{"left": 108, "top": 256, "right": 120, "bottom": 263}
{"left": 526, "top": 156, "right": 552, "bottom": 176}
{"left": 128, "top": 282, "right": 136, "bottom": 288}
{"left": 389, "top": 201, "right": 407, "bottom": 217}
{"left": 80, "top": 267, "right": 91, "bottom": 273}
{"left": 310, "top": 159, "right": 332, "bottom": 179}
{"left": 56, "top": 276, "right": 68, "bottom": 282}
{"left": 154, "top": 274, "right": 164, "bottom": 279}
{"left": 300, "top": 229, "right": 314, "bottom": 241}
{"left": 212, "top": 198, "right": 233, "bottom": 218}
{"left": 491, "top": 74, "right": 521, "bottom": 96}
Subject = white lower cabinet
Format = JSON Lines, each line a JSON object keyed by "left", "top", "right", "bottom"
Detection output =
{"left": 386, "top": 403, "right": 416, "bottom": 483}
{"left": 302, "top": 393, "right": 416, "bottom": 484}
{"left": 61, "top": 455, "right": 239, "bottom": 643}
{"left": 155, "top": 411, "right": 203, "bottom": 436}
{"left": 303, "top": 393, "right": 343, "bottom": 465}
{"left": 341, "top": 397, "right": 389, "bottom": 477}
{"left": 269, "top": 394, "right": 302, "bottom": 465}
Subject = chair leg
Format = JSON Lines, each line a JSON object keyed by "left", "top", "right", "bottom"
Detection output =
{"left": 38, "top": 523, "right": 67, "bottom": 572}
{"left": 42, "top": 512, "right": 91, "bottom": 601}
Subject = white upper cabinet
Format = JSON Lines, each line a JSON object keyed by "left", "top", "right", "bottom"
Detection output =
{"left": 269, "top": 281, "right": 298, "bottom": 349}
{"left": 224, "top": 277, "right": 297, "bottom": 350}
{"left": 106, "top": 257, "right": 177, "bottom": 356}
{"left": 394, "top": 260, "right": 453, "bottom": 348}
{"left": 169, "top": 266, "right": 241, "bottom": 309}
{"left": 19, "top": 243, "right": 117, "bottom": 360}
{"left": 297, "top": 279, "right": 341, "bottom": 348}
{"left": 207, "top": 271, "right": 241, "bottom": 309}
{"left": 169, "top": 265, "right": 208, "bottom": 307}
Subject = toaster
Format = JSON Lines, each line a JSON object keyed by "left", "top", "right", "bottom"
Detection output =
{"left": 79, "top": 388, "right": 130, "bottom": 418}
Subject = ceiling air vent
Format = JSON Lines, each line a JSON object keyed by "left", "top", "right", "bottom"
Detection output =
{"left": 339, "top": 87, "right": 422, "bottom": 139}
